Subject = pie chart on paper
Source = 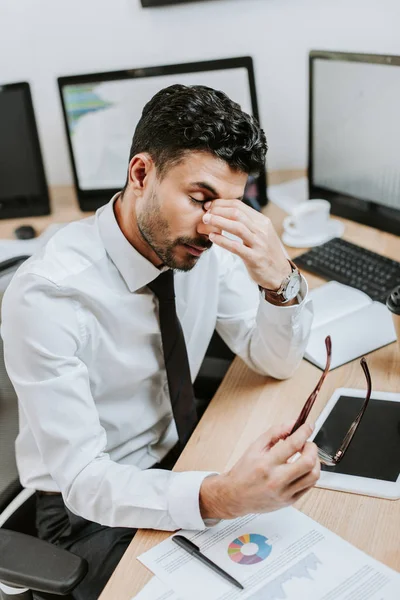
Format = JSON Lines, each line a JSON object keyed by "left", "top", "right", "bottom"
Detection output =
{"left": 228, "top": 533, "right": 272, "bottom": 565}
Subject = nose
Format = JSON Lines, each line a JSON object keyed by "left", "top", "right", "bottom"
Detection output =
{"left": 197, "top": 221, "right": 220, "bottom": 237}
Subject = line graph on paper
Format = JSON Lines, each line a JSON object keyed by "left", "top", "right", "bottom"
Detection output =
{"left": 249, "top": 553, "right": 322, "bottom": 600}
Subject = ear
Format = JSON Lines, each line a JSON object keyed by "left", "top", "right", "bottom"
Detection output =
{"left": 127, "top": 153, "right": 154, "bottom": 196}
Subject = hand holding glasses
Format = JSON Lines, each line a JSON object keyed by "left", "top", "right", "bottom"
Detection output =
{"left": 290, "top": 336, "right": 372, "bottom": 466}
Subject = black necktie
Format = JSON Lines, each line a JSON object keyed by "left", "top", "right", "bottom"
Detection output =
{"left": 148, "top": 270, "right": 198, "bottom": 447}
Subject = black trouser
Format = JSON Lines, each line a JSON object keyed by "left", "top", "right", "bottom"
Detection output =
{"left": 35, "top": 493, "right": 135, "bottom": 600}
{"left": 35, "top": 446, "right": 181, "bottom": 600}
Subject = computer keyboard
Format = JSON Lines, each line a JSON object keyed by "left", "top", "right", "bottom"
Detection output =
{"left": 295, "top": 237, "right": 400, "bottom": 304}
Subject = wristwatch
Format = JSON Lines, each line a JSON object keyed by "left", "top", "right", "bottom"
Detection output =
{"left": 261, "top": 260, "right": 301, "bottom": 304}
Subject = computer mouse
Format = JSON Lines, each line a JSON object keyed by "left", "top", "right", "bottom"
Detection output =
{"left": 14, "top": 225, "right": 37, "bottom": 240}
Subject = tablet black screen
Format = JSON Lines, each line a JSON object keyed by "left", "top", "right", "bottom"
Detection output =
{"left": 314, "top": 395, "right": 400, "bottom": 482}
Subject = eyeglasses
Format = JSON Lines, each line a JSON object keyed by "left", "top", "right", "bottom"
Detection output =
{"left": 290, "top": 335, "right": 372, "bottom": 466}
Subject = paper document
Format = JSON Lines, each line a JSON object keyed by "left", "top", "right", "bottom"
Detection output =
{"left": 306, "top": 281, "right": 397, "bottom": 369}
{"left": 131, "top": 577, "right": 178, "bottom": 600}
{"left": 138, "top": 507, "right": 399, "bottom": 600}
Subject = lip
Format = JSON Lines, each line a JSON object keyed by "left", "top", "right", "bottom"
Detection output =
{"left": 184, "top": 243, "right": 206, "bottom": 257}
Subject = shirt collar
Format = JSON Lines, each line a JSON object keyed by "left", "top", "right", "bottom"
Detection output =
{"left": 97, "top": 193, "right": 166, "bottom": 292}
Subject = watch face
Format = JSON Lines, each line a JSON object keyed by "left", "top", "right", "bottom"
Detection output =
{"left": 284, "top": 274, "right": 301, "bottom": 301}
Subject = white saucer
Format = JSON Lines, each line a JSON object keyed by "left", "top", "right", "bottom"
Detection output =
{"left": 281, "top": 218, "right": 345, "bottom": 248}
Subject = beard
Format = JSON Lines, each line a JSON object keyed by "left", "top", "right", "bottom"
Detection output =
{"left": 137, "top": 192, "right": 212, "bottom": 271}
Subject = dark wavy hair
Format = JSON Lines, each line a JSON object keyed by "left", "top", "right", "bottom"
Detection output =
{"left": 122, "top": 84, "right": 267, "bottom": 192}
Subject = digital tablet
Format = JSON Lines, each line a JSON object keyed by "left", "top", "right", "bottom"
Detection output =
{"left": 310, "top": 388, "right": 400, "bottom": 499}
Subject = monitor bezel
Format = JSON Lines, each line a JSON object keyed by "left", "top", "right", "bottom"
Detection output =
{"left": 141, "top": 0, "right": 215, "bottom": 6}
{"left": 0, "top": 81, "right": 50, "bottom": 219}
{"left": 308, "top": 50, "right": 400, "bottom": 236}
{"left": 58, "top": 56, "right": 268, "bottom": 212}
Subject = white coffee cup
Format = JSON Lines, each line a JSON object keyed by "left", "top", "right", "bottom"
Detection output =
{"left": 284, "top": 199, "right": 331, "bottom": 237}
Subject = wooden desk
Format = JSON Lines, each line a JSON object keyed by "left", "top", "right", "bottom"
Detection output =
{"left": 98, "top": 184, "right": 400, "bottom": 600}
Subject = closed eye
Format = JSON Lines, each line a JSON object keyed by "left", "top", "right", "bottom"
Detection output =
{"left": 188, "top": 196, "right": 206, "bottom": 206}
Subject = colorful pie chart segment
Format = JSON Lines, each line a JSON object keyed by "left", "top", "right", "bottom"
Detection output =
{"left": 228, "top": 533, "right": 272, "bottom": 565}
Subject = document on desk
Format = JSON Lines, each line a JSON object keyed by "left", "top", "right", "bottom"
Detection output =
{"left": 138, "top": 507, "right": 400, "bottom": 600}
{"left": 131, "top": 576, "right": 178, "bottom": 600}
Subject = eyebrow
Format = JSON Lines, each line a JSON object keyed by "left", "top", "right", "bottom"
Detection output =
{"left": 190, "top": 181, "right": 244, "bottom": 201}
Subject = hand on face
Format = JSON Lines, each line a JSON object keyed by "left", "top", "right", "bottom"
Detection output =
{"left": 197, "top": 199, "right": 291, "bottom": 290}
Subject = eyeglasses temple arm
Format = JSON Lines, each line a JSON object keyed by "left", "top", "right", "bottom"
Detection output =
{"left": 291, "top": 336, "right": 332, "bottom": 435}
{"left": 291, "top": 391, "right": 317, "bottom": 434}
{"left": 333, "top": 358, "right": 372, "bottom": 463}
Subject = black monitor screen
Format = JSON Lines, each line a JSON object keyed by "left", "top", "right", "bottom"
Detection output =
{"left": 0, "top": 82, "right": 49, "bottom": 217}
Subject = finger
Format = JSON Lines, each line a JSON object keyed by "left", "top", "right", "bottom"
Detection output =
{"left": 204, "top": 214, "right": 255, "bottom": 246}
{"left": 204, "top": 205, "right": 258, "bottom": 234}
{"left": 206, "top": 199, "right": 277, "bottom": 242}
{"left": 252, "top": 421, "right": 297, "bottom": 453}
{"left": 284, "top": 443, "right": 320, "bottom": 485}
{"left": 197, "top": 221, "right": 223, "bottom": 237}
{"left": 205, "top": 198, "right": 262, "bottom": 221}
{"left": 209, "top": 232, "right": 252, "bottom": 260}
{"left": 291, "top": 485, "right": 315, "bottom": 504}
{"left": 269, "top": 422, "right": 314, "bottom": 465}
{"left": 290, "top": 461, "right": 320, "bottom": 495}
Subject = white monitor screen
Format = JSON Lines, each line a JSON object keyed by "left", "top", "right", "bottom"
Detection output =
{"left": 62, "top": 68, "right": 253, "bottom": 191}
{"left": 312, "top": 58, "right": 400, "bottom": 212}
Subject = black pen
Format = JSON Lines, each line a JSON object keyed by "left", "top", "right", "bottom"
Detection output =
{"left": 172, "top": 534, "right": 244, "bottom": 591}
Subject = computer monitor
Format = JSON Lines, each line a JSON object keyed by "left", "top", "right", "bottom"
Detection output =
{"left": 0, "top": 82, "right": 50, "bottom": 219}
{"left": 58, "top": 56, "right": 268, "bottom": 212}
{"left": 308, "top": 50, "right": 400, "bottom": 236}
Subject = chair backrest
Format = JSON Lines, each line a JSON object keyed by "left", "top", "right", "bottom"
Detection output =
{"left": 0, "top": 291, "right": 21, "bottom": 515}
{"left": 0, "top": 263, "right": 30, "bottom": 517}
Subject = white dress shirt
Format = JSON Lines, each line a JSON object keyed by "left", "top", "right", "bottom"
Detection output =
{"left": 1, "top": 195, "right": 313, "bottom": 532}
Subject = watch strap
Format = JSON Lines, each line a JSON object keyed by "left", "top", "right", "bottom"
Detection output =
{"left": 260, "top": 260, "right": 300, "bottom": 304}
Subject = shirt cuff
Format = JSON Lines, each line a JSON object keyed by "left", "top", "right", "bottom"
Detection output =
{"left": 167, "top": 471, "right": 218, "bottom": 531}
{"left": 259, "top": 275, "right": 310, "bottom": 323}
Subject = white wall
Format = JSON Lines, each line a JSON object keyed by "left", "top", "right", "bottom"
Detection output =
{"left": 1, "top": 0, "right": 399, "bottom": 186}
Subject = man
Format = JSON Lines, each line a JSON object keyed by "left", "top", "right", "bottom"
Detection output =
{"left": 2, "top": 84, "right": 317, "bottom": 600}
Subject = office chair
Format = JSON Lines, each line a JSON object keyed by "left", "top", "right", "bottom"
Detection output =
{"left": 0, "top": 259, "right": 88, "bottom": 600}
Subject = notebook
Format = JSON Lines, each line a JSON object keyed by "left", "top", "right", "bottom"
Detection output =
{"left": 305, "top": 281, "right": 397, "bottom": 370}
